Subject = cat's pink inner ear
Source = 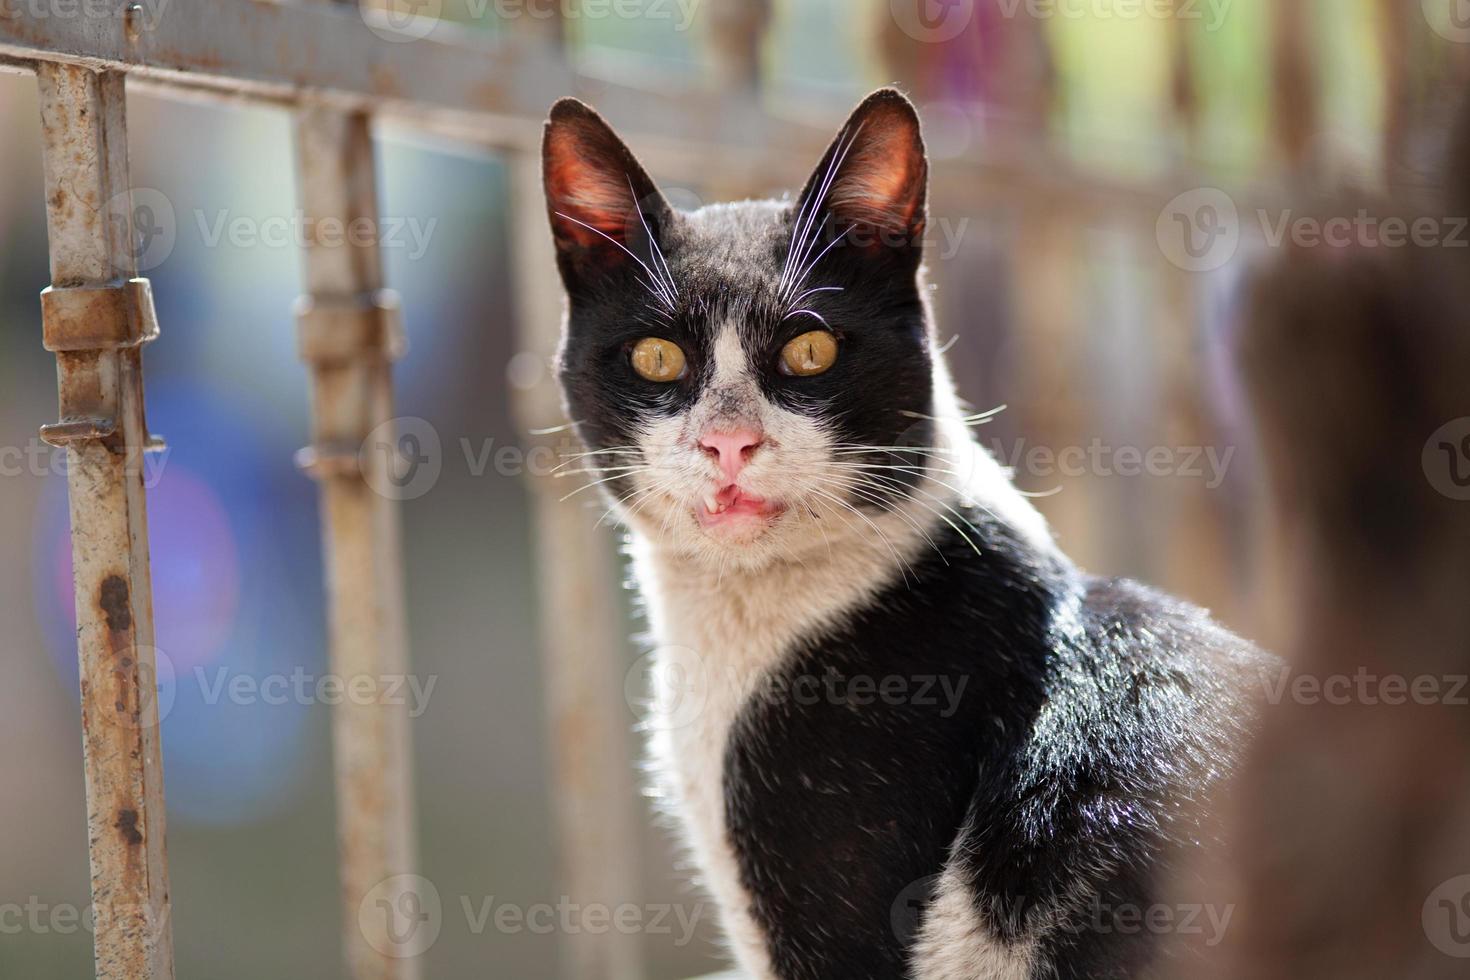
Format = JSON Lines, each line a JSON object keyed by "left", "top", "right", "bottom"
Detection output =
{"left": 831, "top": 103, "right": 928, "bottom": 239}
{"left": 545, "top": 120, "right": 636, "bottom": 251}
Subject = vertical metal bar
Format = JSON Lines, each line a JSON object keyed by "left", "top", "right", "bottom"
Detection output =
{"left": 1153, "top": 260, "right": 1240, "bottom": 619}
{"left": 34, "top": 63, "right": 174, "bottom": 980}
{"left": 1155, "top": 3, "right": 1238, "bottom": 620}
{"left": 1270, "top": 0, "right": 1316, "bottom": 176}
{"left": 291, "top": 107, "right": 420, "bottom": 980}
{"left": 503, "top": 7, "right": 644, "bottom": 975}
{"left": 705, "top": 0, "right": 770, "bottom": 92}
{"left": 1376, "top": 0, "right": 1411, "bottom": 181}
{"left": 1166, "top": 0, "right": 1199, "bottom": 163}
{"left": 510, "top": 149, "right": 646, "bottom": 980}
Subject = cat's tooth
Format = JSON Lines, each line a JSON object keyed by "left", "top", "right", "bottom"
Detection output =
{"left": 703, "top": 491, "right": 721, "bottom": 515}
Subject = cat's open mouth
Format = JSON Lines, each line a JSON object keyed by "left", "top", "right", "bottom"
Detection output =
{"left": 695, "top": 486, "right": 787, "bottom": 536}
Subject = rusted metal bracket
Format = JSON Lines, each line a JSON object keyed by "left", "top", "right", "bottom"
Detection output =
{"left": 38, "top": 277, "right": 167, "bottom": 453}
{"left": 293, "top": 288, "right": 405, "bottom": 366}
{"left": 292, "top": 289, "right": 405, "bottom": 482}
{"left": 292, "top": 439, "right": 365, "bottom": 481}
{"left": 41, "top": 418, "right": 168, "bottom": 452}
{"left": 41, "top": 277, "right": 160, "bottom": 351}
{"left": 40, "top": 416, "right": 118, "bottom": 446}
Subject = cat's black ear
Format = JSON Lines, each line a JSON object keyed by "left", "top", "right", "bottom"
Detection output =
{"left": 542, "top": 98, "right": 672, "bottom": 293}
{"left": 794, "top": 88, "right": 928, "bottom": 259}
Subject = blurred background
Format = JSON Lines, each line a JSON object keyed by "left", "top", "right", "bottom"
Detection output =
{"left": 3, "top": 1, "right": 1469, "bottom": 977}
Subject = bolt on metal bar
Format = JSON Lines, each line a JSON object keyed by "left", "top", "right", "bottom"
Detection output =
{"left": 291, "top": 105, "right": 421, "bottom": 980}
{"left": 34, "top": 62, "right": 174, "bottom": 980}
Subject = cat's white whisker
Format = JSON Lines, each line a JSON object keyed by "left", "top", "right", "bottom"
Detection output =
{"left": 527, "top": 419, "right": 585, "bottom": 435}
{"left": 898, "top": 405, "right": 1009, "bottom": 426}
{"left": 842, "top": 469, "right": 985, "bottom": 558}
{"left": 558, "top": 468, "right": 654, "bottom": 502}
{"left": 628, "top": 174, "right": 680, "bottom": 307}
{"left": 786, "top": 222, "right": 859, "bottom": 305}
{"left": 805, "top": 484, "right": 916, "bottom": 587}
{"left": 554, "top": 211, "right": 676, "bottom": 311}
{"left": 820, "top": 474, "right": 949, "bottom": 565}
{"left": 790, "top": 285, "right": 845, "bottom": 307}
{"left": 783, "top": 309, "right": 830, "bottom": 327}
{"left": 553, "top": 464, "right": 651, "bottom": 478}
{"left": 780, "top": 122, "right": 865, "bottom": 302}
{"left": 550, "top": 449, "right": 645, "bottom": 474}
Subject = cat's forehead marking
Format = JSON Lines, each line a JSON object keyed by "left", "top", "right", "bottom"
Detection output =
{"left": 710, "top": 323, "right": 752, "bottom": 387}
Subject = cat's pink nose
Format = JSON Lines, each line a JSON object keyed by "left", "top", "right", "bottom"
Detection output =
{"left": 699, "top": 428, "right": 764, "bottom": 482}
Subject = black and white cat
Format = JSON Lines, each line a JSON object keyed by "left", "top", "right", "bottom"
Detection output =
{"left": 541, "top": 88, "right": 1267, "bottom": 980}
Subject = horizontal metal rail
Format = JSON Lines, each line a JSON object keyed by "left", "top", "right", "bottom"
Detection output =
{"left": 0, "top": 0, "right": 819, "bottom": 156}
{"left": 0, "top": 0, "right": 1210, "bottom": 213}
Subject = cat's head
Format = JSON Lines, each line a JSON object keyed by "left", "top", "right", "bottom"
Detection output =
{"left": 542, "top": 89, "right": 939, "bottom": 570}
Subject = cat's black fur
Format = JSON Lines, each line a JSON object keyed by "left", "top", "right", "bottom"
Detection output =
{"left": 542, "top": 87, "right": 1267, "bottom": 980}
{"left": 727, "top": 507, "right": 1261, "bottom": 979}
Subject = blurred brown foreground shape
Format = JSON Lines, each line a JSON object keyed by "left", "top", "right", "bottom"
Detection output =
{"left": 1177, "top": 93, "right": 1470, "bottom": 980}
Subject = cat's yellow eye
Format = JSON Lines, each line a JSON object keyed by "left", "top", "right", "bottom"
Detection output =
{"left": 780, "top": 330, "right": 839, "bottom": 377}
{"left": 630, "top": 337, "right": 687, "bottom": 383}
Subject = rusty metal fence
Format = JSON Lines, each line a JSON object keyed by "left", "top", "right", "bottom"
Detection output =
{"left": 0, "top": 5, "right": 858, "bottom": 978}
{"left": 0, "top": 1, "right": 1450, "bottom": 979}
